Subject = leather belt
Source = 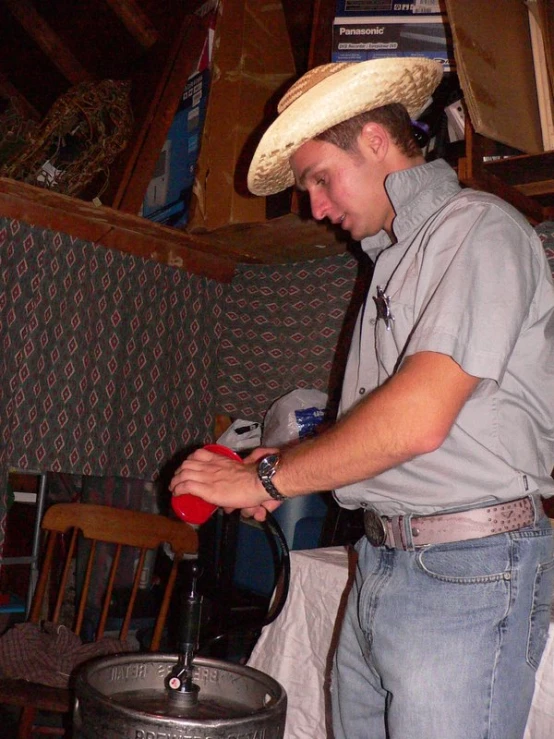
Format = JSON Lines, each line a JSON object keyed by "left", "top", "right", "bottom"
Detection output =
{"left": 363, "top": 496, "right": 542, "bottom": 549}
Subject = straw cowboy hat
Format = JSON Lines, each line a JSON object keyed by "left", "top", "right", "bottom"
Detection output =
{"left": 247, "top": 57, "right": 443, "bottom": 197}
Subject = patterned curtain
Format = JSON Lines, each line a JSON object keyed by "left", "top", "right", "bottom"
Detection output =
{"left": 0, "top": 217, "right": 225, "bottom": 541}
{"left": 216, "top": 253, "right": 369, "bottom": 420}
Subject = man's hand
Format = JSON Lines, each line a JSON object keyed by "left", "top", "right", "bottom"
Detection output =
{"left": 169, "top": 445, "right": 283, "bottom": 522}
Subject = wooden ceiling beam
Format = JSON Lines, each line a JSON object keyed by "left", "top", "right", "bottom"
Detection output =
{"left": 3, "top": 0, "right": 93, "bottom": 85}
{"left": 0, "top": 177, "right": 237, "bottom": 283}
{"left": 105, "top": 0, "right": 159, "bottom": 49}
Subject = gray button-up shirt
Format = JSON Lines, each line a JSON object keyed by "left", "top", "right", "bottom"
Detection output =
{"left": 335, "top": 159, "right": 554, "bottom": 516}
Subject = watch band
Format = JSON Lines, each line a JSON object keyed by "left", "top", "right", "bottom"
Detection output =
{"left": 260, "top": 475, "right": 288, "bottom": 502}
{"left": 257, "top": 453, "right": 288, "bottom": 502}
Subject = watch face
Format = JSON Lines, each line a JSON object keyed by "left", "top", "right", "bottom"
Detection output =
{"left": 257, "top": 453, "right": 286, "bottom": 501}
{"left": 259, "top": 453, "right": 279, "bottom": 477}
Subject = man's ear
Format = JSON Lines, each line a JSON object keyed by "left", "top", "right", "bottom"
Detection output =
{"left": 359, "top": 121, "right": 389, "bottom": 161}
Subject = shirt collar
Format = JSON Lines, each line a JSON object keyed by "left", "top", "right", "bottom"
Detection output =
{"left": 360, "top": 159, "right": 461, "bottom": 259}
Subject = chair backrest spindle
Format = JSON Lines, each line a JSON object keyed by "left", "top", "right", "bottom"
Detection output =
{"left": 74, "top": 539, "right": 96, "bottom": 637}
{"left": 52, "top": 528, "right": 79, "bottom": 625}
{"left": 120, "top": 547, "right": 146, "bottom": 642}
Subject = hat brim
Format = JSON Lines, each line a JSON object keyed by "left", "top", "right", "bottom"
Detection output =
{"left": 247, "top": 57, "right": 443, "bottom": 197}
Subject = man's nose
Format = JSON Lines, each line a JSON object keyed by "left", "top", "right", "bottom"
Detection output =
{"left": 310, "top": 191, "right": 330, "bottom": 221}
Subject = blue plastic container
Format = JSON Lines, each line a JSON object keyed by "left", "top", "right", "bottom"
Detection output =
{"left": 233, "top": 494, "right": 329, "bottom": 596}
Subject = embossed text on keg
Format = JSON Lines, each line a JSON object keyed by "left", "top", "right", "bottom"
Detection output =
{"left": 193, "top": 665, "right": 220, "bottom": 685}
{"left": 109, "top": 662, "right": 148, "bottom": 682}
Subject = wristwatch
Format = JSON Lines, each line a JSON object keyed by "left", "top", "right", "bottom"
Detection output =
{"left": 256, "top": 453, "right": 288, "bottom": 501}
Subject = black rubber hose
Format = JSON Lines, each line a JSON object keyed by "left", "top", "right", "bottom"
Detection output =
{"left": 260, "top": 510, "right": 290, "bottom": 626}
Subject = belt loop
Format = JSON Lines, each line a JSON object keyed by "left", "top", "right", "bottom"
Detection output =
{"left": 530, "top": 494, "right": 544, "bottom": 523}
{"left": 400, "top": 514, "right": 415, "bottom": 551}
{"left": 390, "top": 516, "right": 414, "bottom": 550}
{"left": 389, "top": 517, "right": 402, "bottom": 548}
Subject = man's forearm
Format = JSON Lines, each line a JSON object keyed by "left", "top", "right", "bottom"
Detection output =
{"left": 272, "top": 351, "right": 480, "bottom": 498}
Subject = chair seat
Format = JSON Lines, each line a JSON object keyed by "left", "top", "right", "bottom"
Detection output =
{"left": 0, "top": 679, "right": 71, "bottom": 713}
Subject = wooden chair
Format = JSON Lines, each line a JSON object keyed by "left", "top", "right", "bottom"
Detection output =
{"left": 0, "top": 502, "right": 198, "bottom": 738}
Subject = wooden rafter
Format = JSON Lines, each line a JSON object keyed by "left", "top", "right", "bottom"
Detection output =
{"left": 105, "top": 0, "right": 159, "bottom": 49}
{"left": 3, "top": 0, "right": 92, "bottom": 85}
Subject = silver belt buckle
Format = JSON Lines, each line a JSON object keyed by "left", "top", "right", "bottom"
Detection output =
{"left": 364, "top": 509, "right": 387, "bottom": 547}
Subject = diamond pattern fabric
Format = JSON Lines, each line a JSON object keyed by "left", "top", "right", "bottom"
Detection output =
{"left": 537, "top": 222, "right": 554, "bottom": 276}
{"left": 217, "top": 255, "right": 363, "bottom": 420}
{"left": 0, "top": 217, "right": 222, "bottom": 489}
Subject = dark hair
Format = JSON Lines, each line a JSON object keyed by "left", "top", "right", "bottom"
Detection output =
{"left": 315, "top": 103, "right": 422, "bottom": 159}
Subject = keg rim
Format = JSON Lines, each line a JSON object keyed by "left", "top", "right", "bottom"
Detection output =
{"left": 74, "top": 653, "right": 287, "bottom": 728}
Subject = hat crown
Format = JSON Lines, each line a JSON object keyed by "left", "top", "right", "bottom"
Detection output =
{"left": 277, "top": 62, "right": 354, "bottom": 114}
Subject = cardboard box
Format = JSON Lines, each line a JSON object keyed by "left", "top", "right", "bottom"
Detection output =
{"left": 332, "top": 15, "right": 455, "bottom": 72}
{"left": 528, "top": 1, "right": 554, "bottom": 149}
{"left": 141, "top": 69, "right": 210, "bottom": 226}
{"left": 535, "top": 0, "right": 554, "bottom": 103}
{"left": 444, "top": 0, "right": 545, "bottom": 154}
{"left": 335, "top": 0, "right": 443, "bottom": 17}
{"left": 187, "top": 0, "right": 297, "bottom": 231}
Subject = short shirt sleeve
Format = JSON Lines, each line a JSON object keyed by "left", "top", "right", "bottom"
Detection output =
{"left": 403, "top": 198, "right": 542, "bottom": 383}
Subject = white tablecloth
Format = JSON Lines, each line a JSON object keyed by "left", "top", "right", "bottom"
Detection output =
{"left": 248, "top": 546, "right": 554, "bottom": 739}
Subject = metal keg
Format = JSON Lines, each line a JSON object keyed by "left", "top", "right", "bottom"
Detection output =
{"left": 73, "top": 653, "right": 286, "bottom": 739}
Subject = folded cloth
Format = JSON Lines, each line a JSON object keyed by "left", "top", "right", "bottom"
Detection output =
{"left": 0, "top": 621, "right": 136, "bottom": 688}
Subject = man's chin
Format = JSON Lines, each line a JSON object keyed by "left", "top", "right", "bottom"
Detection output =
{"left": 340, "top": 220, "right": 356, "bottom": 239}
{"left": 347, "top": 225, "right": 364, "bottom": 241}
{"left": 352, "top": 224, "right": 383, "bottom": 241}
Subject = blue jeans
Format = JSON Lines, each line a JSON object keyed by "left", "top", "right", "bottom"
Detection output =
{"left": 331, "top": 515, "right": 554, "bottom": 739}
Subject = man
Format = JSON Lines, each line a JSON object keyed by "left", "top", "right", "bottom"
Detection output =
{"left": 170, "top": 58, "right": 554, "bottom": 738}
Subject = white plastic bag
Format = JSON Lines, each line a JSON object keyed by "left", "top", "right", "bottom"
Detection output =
{"left": 262, "top": 389, "right": 328, "bottom": 447}
{"left": 216, "top": 419, "right": 262, "bottom": 451}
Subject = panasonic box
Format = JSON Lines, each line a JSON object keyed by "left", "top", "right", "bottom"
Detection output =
{"left": 332, "top": 15, "right": 454, "bottom": 72}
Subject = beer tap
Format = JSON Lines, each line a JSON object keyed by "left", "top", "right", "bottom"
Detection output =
{"left": 167, "top": 562, "right": 202, "bottom": 706}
